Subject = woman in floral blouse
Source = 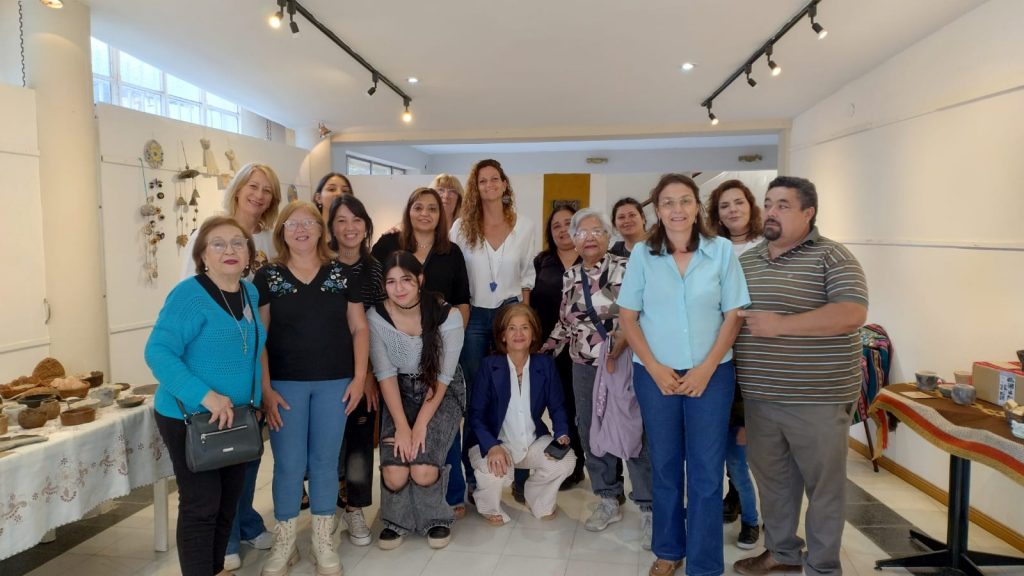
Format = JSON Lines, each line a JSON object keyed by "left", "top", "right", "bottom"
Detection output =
{"left": 541, "top": 208, "right": 654, "bottom": 548}
{"left": 254, "top": 201, "right": 369, "bottom": 576}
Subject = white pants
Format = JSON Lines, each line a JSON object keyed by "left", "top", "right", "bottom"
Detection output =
{"left": 469, "top": 435, "right": 577, "bottom": 522}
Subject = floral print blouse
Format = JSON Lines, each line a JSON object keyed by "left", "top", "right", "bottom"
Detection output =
{"left": 544, "top": 253, "right": 629, "bottom": 366}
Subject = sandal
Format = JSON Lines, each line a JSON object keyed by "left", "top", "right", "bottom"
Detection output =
{"left": 452, "top": 504, "right": 466, "bottom": 520}
{"left": 484, "top": 514, "right": 505, "bottom": 526}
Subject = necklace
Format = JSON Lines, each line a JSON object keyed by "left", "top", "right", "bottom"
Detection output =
{"left": 486, "top": 233, "right": 508, "bottom": 293}
{"left": 395, "top": 298, "right": 421, "bottom": 310}
{"left": 217, "top": 286, "right": 249, "bottom": 354}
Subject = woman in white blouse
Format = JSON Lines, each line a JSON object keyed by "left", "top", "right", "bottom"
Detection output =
{"left": 450, "top": 158, "right": 536, "bottom": 496}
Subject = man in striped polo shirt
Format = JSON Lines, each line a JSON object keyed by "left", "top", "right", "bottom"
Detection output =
{"left": 732, "top": 176, "right": 868, "bottom": 576}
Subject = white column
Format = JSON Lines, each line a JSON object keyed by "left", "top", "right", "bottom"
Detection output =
{"left": 22, "top": 0, "right": 110, "bottom": 374}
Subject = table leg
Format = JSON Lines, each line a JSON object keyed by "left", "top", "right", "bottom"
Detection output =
{"left": 875, "top": 455, "right": 1024, "bottom": 573}
{"left": 153, "top": 477, "right": 169, "bottom": 552}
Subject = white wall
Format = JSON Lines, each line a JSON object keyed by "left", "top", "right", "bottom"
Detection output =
{"left": 0, "top": 84, "right": 50, "bottom": 378}
{"left": 790, "top": 0, "right": 1024, "bottom": 533}
{"left": 425, "top": 145, "right": 776, "bottom": 176}
{"left": 96, "top": 104, "right": 312, "bottom": 384}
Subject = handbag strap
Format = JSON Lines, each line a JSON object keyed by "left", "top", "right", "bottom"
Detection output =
{"left": 580, "top": 267, "right": 609, "bottom": 342}
{"left": 176, "top": 285, "right": 259, "bottom": 421}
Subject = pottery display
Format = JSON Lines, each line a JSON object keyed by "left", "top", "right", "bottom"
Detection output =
{"left": 39, "top": 398, "right": 60, "bottom": 420}
{"left": 937, "top": 384, "right": 953, "bottom": 398}
{"left": 116, "top": 395, "right": 145, "bottom": 409}
{"left": 953, "top": 370, "right": 972, "bottom": 385}
{"left": 87, "top": 385, "right": 121, "bottom": 407}
{"left": 2, "top": 403, "right": 26, "bottom": 421}
{"left": 0, "top": 413, "right": 7, "bottom": 435}
{"left": 133, "top": 384, "right": 158, "bottom": 396}
{"left": 951, "top": 383, "right": 976, "bottom": 406}
{"left": 60, "top": 406, "right": 96, "bottom": 427}
{"left": 18, "top": 406, "right": 47, "bottom": 429}
{"left": 915, "top": 370, "right": 940, "bottom": 391}
{"left": 1017, "top": 349, "right": 1024, "bottom": 367}
{"left": 17, "top": 393, "right": 59, "bottom": 409}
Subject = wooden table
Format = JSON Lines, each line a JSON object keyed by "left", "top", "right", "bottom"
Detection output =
{"left": 870, "top": 384, "right": 1024, "bottom": 576}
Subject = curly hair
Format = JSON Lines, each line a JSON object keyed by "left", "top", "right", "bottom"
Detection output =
{"left": 706, "top": 179, "right": 763, "bottom": 239}
{"left": 457, "top": 159, "right": 517, "bottom": 249}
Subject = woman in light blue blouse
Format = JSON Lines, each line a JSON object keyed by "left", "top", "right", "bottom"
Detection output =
{"left": 618, "top": 174, "right": 750, "bottom": 576}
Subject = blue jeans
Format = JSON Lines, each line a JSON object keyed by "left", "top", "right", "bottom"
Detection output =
{"left": 269, "top": 378, "right": 350, "bottom": 520}
{"left": 225, "top": 457, "right": 266, "bottom": 554}
{"left": 458, "top": 299, "right": 518, "bottom": 489}
{"left": 725, "top": 425, "right": 759, "bottom": 526}
{"left": 633, "top": 361, "right": 735, "bottom": 576}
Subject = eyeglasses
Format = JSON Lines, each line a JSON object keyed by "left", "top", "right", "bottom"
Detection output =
{"left": 283, "top": 218, "right": 320, "bottom": 231}
{"left": 208, "top": 239, "right": 248, "bottom": 253}
{"left": 574, "top": 229, "right": 609, "bottom": 240}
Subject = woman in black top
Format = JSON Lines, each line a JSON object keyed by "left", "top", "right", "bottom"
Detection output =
{"left": 254, "top": 201, "right": 369, "bottom": 576}
{"left": 530, "top": 204, "right": 585, "bottom": 488}
{"left": 609, "top": 197, "right": 647, "bottom": 258}
{"left": 328, "top": 194, "right": 385, "bottom": 547}
{"left": 371, "top": 187, "right": 472, "bottom": 515}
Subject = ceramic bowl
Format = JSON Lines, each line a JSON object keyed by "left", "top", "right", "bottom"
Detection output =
{"left": 2, "top": 403, "right": 26, "bottom": 421}
{"left": 953, "top": 370, "right": 972, "bottom": 385}
{"left": 17, "top": 393, "right": 60, "bottom": 409}
{"left": 69, "top": 397, "right": 101, "bottom": 411}
{"left": 60, "top": 406, "right": 96, "bottom": 427}
{"left": 915, "top": 370, "right": 940, "bottom": 391}
{"left": 18, "top": 406, "right": 47, "bottom": 429}
{"left": 87, "top": 386, "right": 119, "bottom": 407}
{"left": 116, "top": 395, "right": 145, "bottom": 409}
{"left": 937, "top": 384, "right": 953, "bottom": 398}
{"left": 39, "top": 398, "right": 60, "bottom": 420}
{"left": 1017, "top": 350, "right": 1024, "bottom": 367}
{"left": 133, "top": 384, "right": 158, "bottom": 396}
{"left": 951, "top": 383, "right": 976, "bottom": 406}
{"left": 81, "top": 371, "right": 104, "bottom": 388}
{"left": 111, "top": 383, "right": 131, "bottom": 393}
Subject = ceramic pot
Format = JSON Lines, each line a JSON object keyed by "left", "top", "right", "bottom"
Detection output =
{"left": 40, "top": 397, "right": 60, "bottom": 420}
{"left": 951, "top": 383, "right": 976, "bottom": 406}
{"left": 915, "top": 370, "right": 940, "bottom": 391}
{"left": 18, "top": 406, "right": 47, "bottom": 429}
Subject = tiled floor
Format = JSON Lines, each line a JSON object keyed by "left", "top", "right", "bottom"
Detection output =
{"left": 11, "top": 450, "right": 1024, "bottom": 575}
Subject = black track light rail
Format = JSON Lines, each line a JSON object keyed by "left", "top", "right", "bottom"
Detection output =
{"left": 700, "top": 0, "right": 821, "bottom": 110}
{"left": 288, "top": 0, "right": 413, "bottom": 107}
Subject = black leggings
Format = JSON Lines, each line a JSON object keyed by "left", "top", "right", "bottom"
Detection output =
{"left": 156, "top": 413, "right": 248, "bottom": 576}
{"left": 338, "top": 396, "right": 375, "bottom": 508}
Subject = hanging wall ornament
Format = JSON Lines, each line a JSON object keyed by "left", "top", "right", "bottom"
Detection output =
{"left": 176, "top": 142, "right": 201, "bottom": 181}
{"left": 143, "top": 140, "right": 164, "bottom": 169}
{"left": 138, "top": 158, "right": 164, "bottom": 282}
{"left": 200, "top": 138, "right": 220, "bottom": 175}
{"left": 225, "top": 149, "right": 239, "bottom": 174}
{"left": 287, "top": 184, "right": 298, "bottom": 203}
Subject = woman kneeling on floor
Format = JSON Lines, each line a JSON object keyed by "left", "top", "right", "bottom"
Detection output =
{"left": 468, "top": 303, "right": 576, "bottom": 525}
{"left": 368, "top": 251, "right": 466, "bottom": 550}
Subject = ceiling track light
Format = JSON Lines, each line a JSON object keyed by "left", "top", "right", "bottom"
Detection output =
{"left": 40, "top": 0, "right": 64, "bottom": 8}
{"left": 269, "top": 0, "right": 285, "bottom": 28}
{"left": 268, "top": 0, "right": 414, "bottom": 122}
{"left": 808, "top": 4, "right": 828, "bottom": 39}
{"left": 698, "top": 0, "right": 823, "bottom": 122}
{"left": 705, "top": 103, "right": 719, "bottom": 126}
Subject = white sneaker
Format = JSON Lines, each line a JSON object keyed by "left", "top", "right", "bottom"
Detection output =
{"left": 224, "top": 553, "right": 242, "bottom": 571}
{"left": 585, "top": 498, "right": 623, "bottom": 532}
{"left": 243, "top": 530, "right": 274, "bottom": 550}
{"left": 640, "top": 510, "right": 653, "bottom": 551}
{"left": 342, "top": 508, "right": 372, "bottom": 546}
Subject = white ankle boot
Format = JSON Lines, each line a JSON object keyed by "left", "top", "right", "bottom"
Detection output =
{"left": 261, "top": 518, "right": 299, "bottom": 576}
{"left": 311, "top": 514, "right": 343, "bottom": 575}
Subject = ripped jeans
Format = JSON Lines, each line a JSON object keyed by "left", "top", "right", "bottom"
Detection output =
{"left": 379, "top": 372, "right": 465, "bottom": 535}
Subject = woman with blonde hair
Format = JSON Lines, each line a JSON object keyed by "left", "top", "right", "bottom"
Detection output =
{"left": 180, "top": 162, "right": 282, "bottom": 279}
{"left": 430, "top": 173, "right": 464, "bottom": 228}
{"left": 255, "top": 201, "right": 369, "bottom": 576}
{"left": 450, "top": 159, "right": 536, "bottom": 496}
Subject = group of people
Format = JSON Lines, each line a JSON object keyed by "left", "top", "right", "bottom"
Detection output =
{"left": 146, "top": 159, "right": 868, "bottom": 576}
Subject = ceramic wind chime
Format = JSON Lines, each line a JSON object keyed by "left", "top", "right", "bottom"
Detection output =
{"left": 139, "top": 158, "right": 166, "bottom": 281}
{"left": 175, "top": 142, "right": 202, "bottom": 248}
{"left": 201, "top": 138, "right": 220, "bottom": 175}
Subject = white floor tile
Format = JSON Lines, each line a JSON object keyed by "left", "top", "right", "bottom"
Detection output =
{"left": 503, "top": 526, "right": 576, "bottom": 559}
{"left": 493, "top": 555, "right": 568, "bottom": 576}
{"left": 421, "top": 550, "right": 501, "bottom": 576}
{"left": 565, "top": 558, "right": 639, "bottom": 576}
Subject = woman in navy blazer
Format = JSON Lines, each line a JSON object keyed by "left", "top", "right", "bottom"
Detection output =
{"left": 468, "top": 304, "right": 576, "bottom": 525}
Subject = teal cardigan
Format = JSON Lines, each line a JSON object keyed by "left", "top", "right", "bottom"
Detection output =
{"left": 145, "top": 277, "right": 265, "bottom": 419}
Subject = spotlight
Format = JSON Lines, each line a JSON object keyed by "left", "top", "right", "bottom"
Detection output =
{"left": 680, "top": 62, "right": 695, "bottom": 72}
{"left": 269, "top": 0, "right": 285, "bottom": 28}
{"left": 705, "top": 103, "right": 719, "bottom": 126}
{"left": 406, "top": 77, "right": 419, "bottom": 84}
{"left": 318, "top": 122, "right": 333, "bottom": 139}
{"left": 745, "top": 65, "right": 757, "bottom": 88}
{"left": 809, "top": 4, "right": 827, "bottom": 39}
{"left": 39, "top": 0, "right": 63, "bottom": 8}
{"left": 287, "top": 1, "right": 299, "bottom": 36}
{"left": 765, "top": 43, "right": 781, "bottom": 77}
{"left": 367, "top": 73, "right": 379, "bottom": 96}
{"left": 402, "top": 98, "right": 413, "bottom": 124}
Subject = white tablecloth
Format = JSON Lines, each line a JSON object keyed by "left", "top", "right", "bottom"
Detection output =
{"left": 0, "top": 399, "right": 173, "bottom": 559}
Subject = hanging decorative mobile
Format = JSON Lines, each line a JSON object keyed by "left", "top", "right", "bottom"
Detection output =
{"left": 139, "top": 158, "right": 165, "bottom": 281}
{"left": 200, "top": 138, "right": 220, "bottom": 175}
{"left": 224, "top": 148, "right": 239, "bottom": 174}
{"left": 175, "top": 142, "right": 201, "bottom": 248}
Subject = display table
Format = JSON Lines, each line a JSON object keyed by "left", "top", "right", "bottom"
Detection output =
{"left": 0, "top": 399, "right": 173, "bottom": 560}
{"left": 869, "top": 384, "right": 1024, "bottom": 576}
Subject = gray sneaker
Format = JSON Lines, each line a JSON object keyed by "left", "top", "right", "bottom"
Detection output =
{"left": 640, "top": 510, "right": 653, "bottom": 550}
{"left": 342, "top": 508, "right": 372, "bottom": 546}
{"left": 585, "top": 498, "right": 623, "bottom": 532}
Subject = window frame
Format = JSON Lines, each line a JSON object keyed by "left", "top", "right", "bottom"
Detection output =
{"left": 346, "top": 154, "right": 407, "bottom": 176}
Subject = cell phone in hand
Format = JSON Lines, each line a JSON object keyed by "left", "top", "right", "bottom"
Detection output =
{"left": 543, "top": 439, "right": 571, "bottom": 460}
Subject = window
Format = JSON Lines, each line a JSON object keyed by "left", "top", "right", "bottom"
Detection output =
{"left": 347, "top": 155, "right": 407, "bottom": 176}
{"left": 90, "top": 37, "right": 241, "bottom": 133}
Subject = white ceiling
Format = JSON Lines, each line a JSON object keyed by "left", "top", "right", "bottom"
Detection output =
{"left": 85, "top": 0, "right": 984, "bottom": 140}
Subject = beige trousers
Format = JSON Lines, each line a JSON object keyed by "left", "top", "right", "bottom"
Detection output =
{"left": 469, "top": 435, "right": 576, "bottom": 522}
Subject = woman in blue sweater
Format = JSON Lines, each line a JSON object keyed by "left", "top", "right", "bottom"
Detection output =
{"left": 146, "top": 215, "right": 267, "bottom": 576}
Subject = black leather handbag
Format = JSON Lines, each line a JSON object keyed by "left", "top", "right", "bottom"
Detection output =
{"left": 176, "top": 290, "right": 264, "bottom": 473}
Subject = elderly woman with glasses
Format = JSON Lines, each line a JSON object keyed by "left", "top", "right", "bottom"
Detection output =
{"left": 541, "top": 208, "right": 654, "bottom": 548}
